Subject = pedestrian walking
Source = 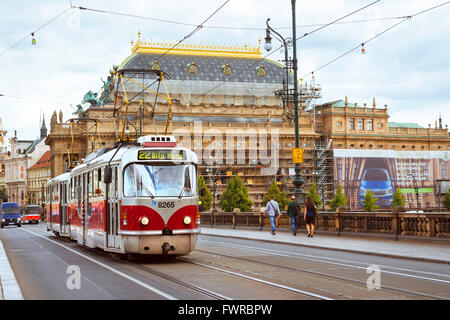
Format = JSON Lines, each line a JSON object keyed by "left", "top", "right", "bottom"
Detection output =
{"left": 304, "top": 197, "right": 318, "bottom": 237}
{"left": 264, "top": 196, "right": 280, "bottom": 235}
{"left": 287, "top": 195, "right": 300, "bottom": 236}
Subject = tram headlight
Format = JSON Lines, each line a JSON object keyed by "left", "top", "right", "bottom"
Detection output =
{"left": 140, "top": 216, "right": 149, "bottom": 226}
{"left": 183, "top": 216, "right": 192, "bottom": 225}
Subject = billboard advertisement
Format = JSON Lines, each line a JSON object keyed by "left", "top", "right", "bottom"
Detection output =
{"left": 333, "top": 150, "right": 449, "bottom": 210}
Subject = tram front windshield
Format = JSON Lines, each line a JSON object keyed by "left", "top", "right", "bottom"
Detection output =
{"left": 124, "top": 163, "right": 197, "bottom": 198}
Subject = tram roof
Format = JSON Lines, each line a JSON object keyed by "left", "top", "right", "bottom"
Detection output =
{"left": 47, "top": 172, "right": 70, "bottom": 185}
{"left": 70, "top": 144, "right": 198, "bottom": 176}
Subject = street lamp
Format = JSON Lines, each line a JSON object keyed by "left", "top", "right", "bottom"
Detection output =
{"left": 264, "top": 18, "right": 290, "bottom": 116}
{"left": 264, "top": 0, "right": 303, "bottom": 204}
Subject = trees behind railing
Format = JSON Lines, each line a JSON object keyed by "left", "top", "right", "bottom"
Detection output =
{"left": 200, "top": 211, "right": 450, "bottom": 239}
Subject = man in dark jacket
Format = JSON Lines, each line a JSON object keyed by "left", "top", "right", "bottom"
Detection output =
{"left": 287, "top": 196, "right": 300, "bottom": 236}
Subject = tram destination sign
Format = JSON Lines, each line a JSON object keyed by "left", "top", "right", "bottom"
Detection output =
{"left": 138, "top": 149, "right": 186, "bottom": 161}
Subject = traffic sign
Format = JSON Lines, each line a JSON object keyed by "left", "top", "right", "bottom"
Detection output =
{"left": 293, "top": 148, "right": 303, "bottom": 164}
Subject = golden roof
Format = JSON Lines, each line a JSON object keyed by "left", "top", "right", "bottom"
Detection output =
{"left": 131, "top": 32, "right": 262, "bottom": 59}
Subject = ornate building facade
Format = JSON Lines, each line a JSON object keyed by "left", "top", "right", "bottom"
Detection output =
{"left": 28, "top": 150, "right": 51, "bottom": 205}
{"left": 45, "top": 37, "right": 450, "bottom": 210}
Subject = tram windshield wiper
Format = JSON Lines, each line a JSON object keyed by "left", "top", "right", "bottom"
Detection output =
{"left": 139, "top": 177, "right": 154, "bottom": 199}
{"left": 178, "top": 186, "right": 186, "bottom": 199}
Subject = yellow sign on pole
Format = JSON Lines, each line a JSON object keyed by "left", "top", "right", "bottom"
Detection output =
{"left": 293, "top": 148, "right": 303, "bottom": 164}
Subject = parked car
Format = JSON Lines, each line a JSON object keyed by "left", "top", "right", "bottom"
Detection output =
{"left": 358, "top": 168, "right": 394, "bottom": 207}
{"left": 1, "top": 202, "right": 22, "bottom": 228}
{"left": 21, "top": 205, "right": 41, "bottom": 224}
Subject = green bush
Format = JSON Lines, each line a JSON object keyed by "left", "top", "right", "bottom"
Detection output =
{"left": 307, "top": 183, "right": 323, "bottom": 208}
{"left": 263, "top": 179, "right": 289, "bottom": 210}
{"left": 392, "top": 188, "right": 405, "bottom": 209}
{"left": 443, "top": 189, "right": 450, "bottom": 211}
{"left": 362, "top": 190, "right": 379, "bottom": 212}
{"left": 219, "top": 176, "right": 253, "bottom": 212}
{"left": 330, "top": 185, "right": 347, "bottom": 211}
{"left": 197, "top": 176, "right": 213, "bottom": 211}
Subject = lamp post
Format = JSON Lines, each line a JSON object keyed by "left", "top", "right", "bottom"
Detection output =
{"left": 264, "top": 18, "right": 290, "bottom": 112}
{"left": 264, "top": 0, "right": 303, "bottom": 204}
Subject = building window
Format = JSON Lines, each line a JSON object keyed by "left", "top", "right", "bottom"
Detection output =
{"left": 442, "top": 163, "right": 447, "bottom": 178}
{"left": 377, "top": 123, "right": 384, "bottom": 128}
{"left": 367, "top": 119, "right": 373, "bottom": 131}
{"left": 337, "top": 164, "right": 343, "bottom": 180}
{"left": 360, "top": 144, "right": 364, "bottom": 148}
{"left": 348, "top": 118, "right": 355, "bottom": 130}
{"left": 423, "top": 164, "right": 429, "bottom": 179}
{"left": 336, "top": 121, "right": 342, "bottom": 127}
{"left": 357, "top": 118, "right": 364, "bottom": 130}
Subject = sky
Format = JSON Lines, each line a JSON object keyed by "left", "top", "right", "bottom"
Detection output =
{"left": 0, "top": 0, "right": 449, "bottom": 142}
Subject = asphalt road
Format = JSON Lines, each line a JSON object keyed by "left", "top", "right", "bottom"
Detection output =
{"left": 0, "top": 223, "right": 449, "bottom": 300}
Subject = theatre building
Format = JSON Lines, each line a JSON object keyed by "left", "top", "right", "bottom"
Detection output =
{"left": 45, "top": 36, "right": 450, "bottom": 210}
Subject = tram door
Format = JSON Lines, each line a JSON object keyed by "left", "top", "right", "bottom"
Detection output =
{"left": 48, "top": 185, "right": 53, "bottom": 231}
{"left": 106, "top": 166, "right": 120, "bottom": 249}
{"left": 80, "top": 172, "right": 89, "bottom": 245}
{"left": 59, "top": 182, "right": 68, "bottom": 235}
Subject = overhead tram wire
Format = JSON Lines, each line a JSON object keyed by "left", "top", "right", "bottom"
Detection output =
{"left": 151, "top": 0, "right": 231, "bottom": 61}
{"left": 0, "top": 6, "right": 72, "bottom": 58}
{"left": 295, "top": 0, "right": 380, "bottom": 40}
{"left": 301, "top": 0, "right": 450, "bottom": 79}
{"left": 188, "top": 0, "right": 381, "bottom": 105}
{"left": 112, "top": 0, "right": 232, "bottom": 116}
{"left": 253, "top": 0, "right": 450, "bottom": 102}
{"left": 74, "top": 4, "right": 415, "bottom": 31}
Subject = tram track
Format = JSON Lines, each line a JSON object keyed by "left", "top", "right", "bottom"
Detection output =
{"left": 21, "top": 226, "right": 448, "bottom": 300}
{"left": 193, "top": 247, "right": 448, "bottom": 300}
{"left": 23, "top": 226, "right": 230, "bottom": 300}
{"left": 24, "top": 226, "right": 330, "bottom": 299}
{"left": 122, "top": 259, "right": 232, "bottom": 300}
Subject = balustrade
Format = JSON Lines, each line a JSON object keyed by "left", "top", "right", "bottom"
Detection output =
{"left": 200, "top": 211, "right": 450, "bottom": 239}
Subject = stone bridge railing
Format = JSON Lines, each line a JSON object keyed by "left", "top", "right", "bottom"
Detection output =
{"left": 200, "top": 211, "right": 450, "bottom": 240}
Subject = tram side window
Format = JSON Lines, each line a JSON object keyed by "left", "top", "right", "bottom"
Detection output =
{"left": 87, "top": 171, "right": 93, "bottom": 198}
{"left": 78, "top": 176, "right": 82, "bottom": 201}
{"left": 114, "top": 167, "right": 118, "bottom": 193}
{"left": 96, "top": 168, "right": 103, "bottom": 197}
{"left": 93, "top": 169, "right": 98, "bottom": 197}
{"left": 71, "top": 178, "right": 74, "bottom": 199}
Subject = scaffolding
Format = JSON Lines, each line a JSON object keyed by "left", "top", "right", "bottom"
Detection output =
{"left": 314, "top": 136, "right": 334, "bottom": 207}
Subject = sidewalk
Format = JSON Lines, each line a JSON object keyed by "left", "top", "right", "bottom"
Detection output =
{"left": 200, "top": 227, "right": 450, "bottom": 264}
{"left": 0, "top": 240, "right": 23, "bottom": 300}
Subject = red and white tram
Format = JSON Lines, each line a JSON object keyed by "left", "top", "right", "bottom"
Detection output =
{"left": 46, "top": 135, "right": 201, "bottom": 256}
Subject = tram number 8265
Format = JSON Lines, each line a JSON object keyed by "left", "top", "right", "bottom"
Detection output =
{"left": 157, "top": 201, "right": 175, "bottom": 208}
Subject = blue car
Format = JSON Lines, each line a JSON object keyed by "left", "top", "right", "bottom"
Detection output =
{"left": 1, "top": 202, "right": 22, "bottom": 228}
{"left": 358, "top": 168, "right": 394, "bottom": 207}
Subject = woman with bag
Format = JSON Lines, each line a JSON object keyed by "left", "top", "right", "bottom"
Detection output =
{"left": 304, "top": 197, "right": 318, "bottom": 237}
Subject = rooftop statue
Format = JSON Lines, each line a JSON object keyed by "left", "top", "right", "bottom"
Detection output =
{"left": 72, "top": 104, "right": 86, "bottom": 118}
{"left": 82, "top": 90, "right": 99, "bottom": 108}
{"left": 98, "top": 73, "right": 114, "bottom": 106}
